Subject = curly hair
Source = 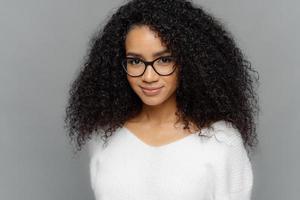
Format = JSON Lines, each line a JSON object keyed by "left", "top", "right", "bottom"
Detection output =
{"left": 65, "top": 0, "right": 259, "bottom": 153}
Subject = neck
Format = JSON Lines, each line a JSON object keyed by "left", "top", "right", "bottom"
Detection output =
{"left": 139, "top": 95, "right": 179, "bottom": 126}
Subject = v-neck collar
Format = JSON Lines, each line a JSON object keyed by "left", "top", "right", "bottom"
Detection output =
{"left": 122, "top": 126, "right": 199, "bottom": 150}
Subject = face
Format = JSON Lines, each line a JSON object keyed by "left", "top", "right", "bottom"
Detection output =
{"left": 124, "top": 25, "right": 179, "bottom": 106}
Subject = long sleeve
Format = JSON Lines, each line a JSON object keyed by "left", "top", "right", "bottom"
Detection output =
{"left": 87, "top": 133, "right": 106, "bottom": 193}
{"left": 212, "top": 123, "right": 254, "bottom": 200}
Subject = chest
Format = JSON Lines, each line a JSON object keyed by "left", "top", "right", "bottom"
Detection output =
{"left": 92, "top": 136, "right": 215, "bottom": 200}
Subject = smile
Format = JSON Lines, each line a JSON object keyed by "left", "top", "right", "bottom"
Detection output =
{"left": 141, "top": 86, "right": 163, "bottom": 96}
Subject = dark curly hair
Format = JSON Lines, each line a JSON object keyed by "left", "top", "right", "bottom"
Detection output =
{"left": 65, "top": 0, "right": 259, "bottom": 153}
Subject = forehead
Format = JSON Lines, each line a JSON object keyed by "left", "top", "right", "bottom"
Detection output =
{"left": 124, "top": 25, "right": 169, "bottom": 55}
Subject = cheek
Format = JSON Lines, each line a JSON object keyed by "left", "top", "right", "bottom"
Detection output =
{"left": 166, "top": 74, "right": 179, "bottom": 90}
{"left": 127, "top": 77, "right": 139, "bottom": 90}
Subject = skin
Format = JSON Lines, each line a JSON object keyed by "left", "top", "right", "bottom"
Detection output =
{"left": 123, "top": 25, "right": 199, "bottom": 146}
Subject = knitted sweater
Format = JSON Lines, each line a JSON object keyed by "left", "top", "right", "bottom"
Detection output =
{"left": 88, "top": 120, "right": 253, "bottom": 200}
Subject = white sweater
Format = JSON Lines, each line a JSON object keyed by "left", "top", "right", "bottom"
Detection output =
{"left": 88, "top": 120, "right": 253, "bottom": 200}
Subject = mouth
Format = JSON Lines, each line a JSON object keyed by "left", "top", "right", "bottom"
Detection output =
{"left": 140, "top": 86, "right": 163, "bottom": 96}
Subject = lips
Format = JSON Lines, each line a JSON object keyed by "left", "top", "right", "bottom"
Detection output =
{"left": 140, "top": 86, "right": 163, "bottom": 90}
{"left": 140, "top": 86, "right": 163, "bottom": 96}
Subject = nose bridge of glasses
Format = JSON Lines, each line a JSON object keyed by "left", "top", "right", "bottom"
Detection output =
{"left": 143, "top": 59, "right": 155, "bottom": 67}
{"left": 142, "top": 60, "right": 159, "bottom": 77}
{"left": 143, "top": 60, "right": 155, "bottom": 70}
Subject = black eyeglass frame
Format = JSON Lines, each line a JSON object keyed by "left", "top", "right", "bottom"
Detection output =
{"left": 121, "top": 56, "right": 178, "bottom": 77}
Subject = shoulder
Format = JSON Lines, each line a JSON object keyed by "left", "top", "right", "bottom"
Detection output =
{"left": 87, "top": 126, "right": 124, "bottom": 157}
{"left": 87, "top": 129, "right": 107, "bottom": 158}
{"left": 203, "top": 120, "right": 244, "bottom": 148}
{"left": 202, "top": 121, "right": 251, "bottom": 172}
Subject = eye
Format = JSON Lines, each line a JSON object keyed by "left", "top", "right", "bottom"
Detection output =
{"left": 158, "top": 56, "right": 174, "bottom": 63}
{"left": 127, "top": 58, "right": 142, "bottom": 65}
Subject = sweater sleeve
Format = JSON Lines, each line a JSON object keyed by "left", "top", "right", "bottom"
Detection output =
{"left": 212, "top": 123, "right": 254, "bottom": 200}
{"left": 87, "top": 133, "right": 106, "bottom": 193}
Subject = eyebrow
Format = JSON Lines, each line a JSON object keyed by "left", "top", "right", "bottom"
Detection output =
{"left": 126, "top": 49, "right": 171, "bottom": 58}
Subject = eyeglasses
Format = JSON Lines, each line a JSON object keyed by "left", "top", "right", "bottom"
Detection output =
{"left": 121, "top": 56, "right": 177, "bottom": 77}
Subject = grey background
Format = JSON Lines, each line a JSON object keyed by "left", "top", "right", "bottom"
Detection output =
{"left": 0, "top": 0, "right": 299, "bottom": 199}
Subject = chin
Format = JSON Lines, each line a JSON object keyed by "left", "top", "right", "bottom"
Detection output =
{"left": 140, "top": 97, "right": 165, "bottom": 106}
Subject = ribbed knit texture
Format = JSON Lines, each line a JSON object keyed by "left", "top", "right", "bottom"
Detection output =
{"left": 88, "top": 120, "right": 253, "bottom": 200}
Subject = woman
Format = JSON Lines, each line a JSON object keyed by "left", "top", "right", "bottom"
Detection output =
{"left": 65, "top": 0, "right": 259, "bottom": 199}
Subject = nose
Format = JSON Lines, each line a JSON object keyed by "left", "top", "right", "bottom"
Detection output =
{"left": 142, "top": 64, "right": 159, "bottom": 82}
